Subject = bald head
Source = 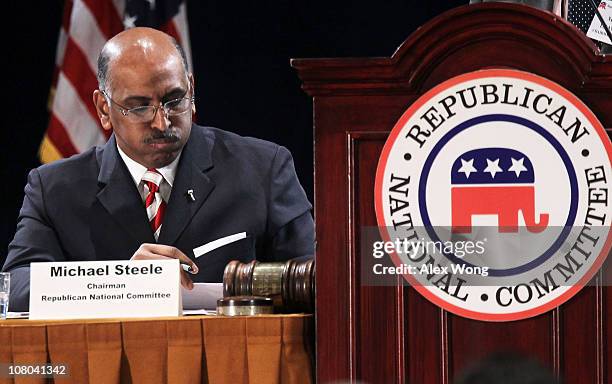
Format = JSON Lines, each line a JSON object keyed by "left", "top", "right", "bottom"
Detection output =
{"left": 97, "top": 27, "right": 189, "bottom": 92}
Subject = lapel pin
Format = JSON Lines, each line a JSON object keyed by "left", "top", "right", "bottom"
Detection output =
{"left": 186, "top": 189, "right": 196, "bottom": 202}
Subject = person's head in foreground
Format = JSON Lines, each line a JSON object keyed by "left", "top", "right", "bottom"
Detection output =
{"left": 93, "top": 27, "right": 195, "bottom": 169}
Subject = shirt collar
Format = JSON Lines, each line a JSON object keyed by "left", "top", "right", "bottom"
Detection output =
{"left": 116, "top": 143, "right": 182, "bottom": 187}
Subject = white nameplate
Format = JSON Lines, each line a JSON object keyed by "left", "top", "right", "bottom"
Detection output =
{"left": 29, "top": 260, "right": 181, "bottom": 320}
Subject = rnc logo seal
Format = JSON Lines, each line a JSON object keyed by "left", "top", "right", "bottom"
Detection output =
{"left": 374, "top": 69, "right": 612, "bottom": 321}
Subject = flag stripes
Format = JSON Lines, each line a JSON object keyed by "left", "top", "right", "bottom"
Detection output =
{"left": 40, "top": 0, "right": 191, "bottom": 164}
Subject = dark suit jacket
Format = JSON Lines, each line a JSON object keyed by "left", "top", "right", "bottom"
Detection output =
{"left": 3, "top": 125, "right": 314, "bottom": 311}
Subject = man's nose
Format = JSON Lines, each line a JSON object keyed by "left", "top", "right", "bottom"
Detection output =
{"left": 150, "top": 105, "right": 171, "bottom": 131}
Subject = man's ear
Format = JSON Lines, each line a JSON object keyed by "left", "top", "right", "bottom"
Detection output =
{"left": 189, "top": 74, "right": 196, "bottom": 114}
{"left": 93, "top": 90, "right": 113, "bottom": 131}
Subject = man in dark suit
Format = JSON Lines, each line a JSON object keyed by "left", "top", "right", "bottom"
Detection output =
{"left": 3, "top": 27, "right": 314, "bottom": 311}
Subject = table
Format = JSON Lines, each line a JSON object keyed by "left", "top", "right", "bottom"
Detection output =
{"left": 0, "top": 314, "right": 313, "bottom": 383}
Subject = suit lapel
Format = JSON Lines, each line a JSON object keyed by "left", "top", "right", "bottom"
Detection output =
{"left": 96, "top": 135, "right": 155, "bottom": 244}
{"left": 158, "top": 125, "right": 215, "bottom": 245}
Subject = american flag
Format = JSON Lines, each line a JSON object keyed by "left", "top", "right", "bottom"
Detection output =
{"left": 40, "top": 0, "right": 192, "bottom": 163}
{"left": 567, "top": 0, "right": 597, "bottom": 33}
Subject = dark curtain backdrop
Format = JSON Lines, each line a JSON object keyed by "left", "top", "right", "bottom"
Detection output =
{"left": 1, "top": 1, "right": 465, "bottom": 266}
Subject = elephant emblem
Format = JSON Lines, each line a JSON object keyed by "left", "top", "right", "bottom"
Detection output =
{"left": 450, "top": 147, "right": 549, "bottom": 234}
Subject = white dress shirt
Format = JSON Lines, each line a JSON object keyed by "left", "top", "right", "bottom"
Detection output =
{"left": 116, "top": 144, "right": 182, "bottom": 203}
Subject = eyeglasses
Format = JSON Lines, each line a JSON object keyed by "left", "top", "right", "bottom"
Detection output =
{"left": 102, "top": 89, "right": 194, "bottom": 123}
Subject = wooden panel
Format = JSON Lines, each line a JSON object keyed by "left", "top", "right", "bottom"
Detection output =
{"left": 560, "top": 284, "right": 601, "bottom": 383}
{"left": 561, "top": 274, "right": 606, "bottom": 383}
{"left": 294, "top": 3, "right": 612, "bottom": 383}
{"left": 606, "top": 284, "right": 612, "bottom": 384}
{"left": 313, "top": 99, "right": 351, "bottom": 382}
{"left": 405, "top": 289, "right": 445, "bottom": 384}
{"left": 313, "top": 96, "right": 414, "bottom": 383}
{"left": 449, "top": 313, "right": 556, "bottom": 378}
{"left": 350, "top": 132, "right": 403, "bottom": 383}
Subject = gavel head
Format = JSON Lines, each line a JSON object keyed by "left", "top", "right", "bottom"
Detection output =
{"left": 223, "top": 259, "right": 315, "bottom": 313}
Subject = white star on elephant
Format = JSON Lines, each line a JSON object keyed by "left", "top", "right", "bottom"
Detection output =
{"left": 457, "top": 158, "right": 477, "bottom": 178}
{"left": 508, "top": 157, "right": 528, "bottom": 177}
{"left": 483, "top": 158, "right": 502, "bottom": 178}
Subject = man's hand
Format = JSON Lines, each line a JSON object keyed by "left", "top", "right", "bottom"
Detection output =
{"left": 131, "top": 244, "right": 199, "bottom": 289}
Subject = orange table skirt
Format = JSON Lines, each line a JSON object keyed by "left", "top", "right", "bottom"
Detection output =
{"left": 0, "top": 314, "right": 313, "bottom": 384}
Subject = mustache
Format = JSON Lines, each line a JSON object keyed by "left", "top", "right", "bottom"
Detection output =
{"left": 144, "top": 129, "right": 180, "bottom": 144}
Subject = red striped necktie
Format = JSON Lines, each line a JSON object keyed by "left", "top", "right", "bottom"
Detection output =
{"left": 142, "top": 169, "right": 167, "bottom": 240}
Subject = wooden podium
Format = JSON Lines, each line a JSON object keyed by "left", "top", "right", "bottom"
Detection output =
{"left": 293, "top": 3, "right": 612, "bottom": 383}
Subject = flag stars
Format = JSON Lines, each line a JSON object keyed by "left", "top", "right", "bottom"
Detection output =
{"left": 508, "top": 157, "right": 528, "bottom": 177}
{"left": 453, "top": 154, "right": 532, "bottom": 180}
{"left": 483, "top": 158, "right": 503, "bottom": 178}
{"left": 124, "top": 14, "right": 137, "bottom": 29}
{"left": 457, "top": 158, "right": 477, "bottom": 179}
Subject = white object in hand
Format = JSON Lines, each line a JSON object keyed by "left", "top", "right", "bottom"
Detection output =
{"left": 193, "top": 232, "right": 247, "bottom": 258}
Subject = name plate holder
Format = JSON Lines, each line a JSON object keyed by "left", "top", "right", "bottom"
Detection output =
{"left": 30, "top": 260, "right": 181, "bottom": 320}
